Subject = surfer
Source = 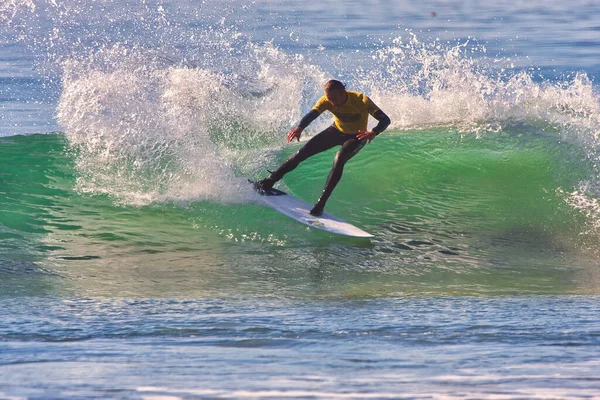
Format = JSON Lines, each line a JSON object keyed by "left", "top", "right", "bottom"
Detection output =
{"left": 255, "top": 80, "right": 391, "bottom": 216}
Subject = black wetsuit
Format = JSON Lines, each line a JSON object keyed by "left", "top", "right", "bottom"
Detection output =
{"left": 268, "top": 125, "right": 365, "bottom": 207}
{"left": 265, "top": 107, "right": 390, "bottom": 212}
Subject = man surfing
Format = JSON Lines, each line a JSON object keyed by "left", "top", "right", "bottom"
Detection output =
{"left": 254, "top": 80, "right": 391, "bottom": 216}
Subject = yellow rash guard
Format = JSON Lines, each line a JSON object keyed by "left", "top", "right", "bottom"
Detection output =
{"left": 311, "top": 90, "right": 382, "bottom": 134}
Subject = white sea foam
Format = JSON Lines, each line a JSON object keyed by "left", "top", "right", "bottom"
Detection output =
{"left": 360, "top": 34, "right": 600, "bottom": 137}
{"left": 0, "top": 0, "right": 35, "bottom": 24}
{"left": 56, "top": 41, "right": 327, "bottom": 205}
{"left": 136, "top": 385, "right": 600, "bottom": 399}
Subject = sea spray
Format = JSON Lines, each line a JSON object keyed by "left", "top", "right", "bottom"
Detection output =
{"left": 55, "top": 40, "right": 328, "bottom": 204}
{"left": 352, "top": 34, "right": 600, "bottom": 137}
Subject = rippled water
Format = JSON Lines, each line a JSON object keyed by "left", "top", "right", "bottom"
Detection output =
{"left": 1, "top": 296, "right": 599, "bottom": 399}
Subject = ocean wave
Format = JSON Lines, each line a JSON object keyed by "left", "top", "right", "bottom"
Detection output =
{"left": 3, "top": 0, "right": 600, "bottom": 240}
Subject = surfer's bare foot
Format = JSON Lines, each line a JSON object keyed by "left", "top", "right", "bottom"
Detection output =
{"left": 253, "top": 178, "right": 274, "bottom": 193}
{"left": 309, "top": 203, "right": 324, "bottom": 216}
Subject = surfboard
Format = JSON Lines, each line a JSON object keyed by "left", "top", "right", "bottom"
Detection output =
{"left": 251, "top": 182, "right": 373, "bottom": 238}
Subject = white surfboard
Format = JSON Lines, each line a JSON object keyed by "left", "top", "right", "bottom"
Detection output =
{"left": 252, "top": 183, "right": 373, "bottom": 238}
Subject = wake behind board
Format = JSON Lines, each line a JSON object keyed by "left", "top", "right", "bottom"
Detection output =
{"left": 250, "top": 181, "right": 373, "bottom": 238}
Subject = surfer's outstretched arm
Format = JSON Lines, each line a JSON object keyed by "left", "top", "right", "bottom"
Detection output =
{"left": 298, "top": 109, "right": 320, "bottom": 129}
{"left": 287, "top": 110, "right": 321, "bottom": 142}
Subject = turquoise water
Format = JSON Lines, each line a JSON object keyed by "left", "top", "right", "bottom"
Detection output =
{"left": 2, "top": 1, "right": 600, "bottom": 398}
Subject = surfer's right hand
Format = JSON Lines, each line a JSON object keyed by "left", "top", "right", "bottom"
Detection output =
{"left": 287, "top": 127, "right": 303, "bottom": 142}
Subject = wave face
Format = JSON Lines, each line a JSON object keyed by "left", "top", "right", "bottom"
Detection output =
{"left": 1, "top": 0, "right": 600, "bottom": 297}
{"left": 1, "top": 128, "right": 599, "bottom": 297}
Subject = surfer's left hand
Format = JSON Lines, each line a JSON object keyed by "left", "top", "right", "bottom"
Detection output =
{"left": 357, "top": 130, "right": 375, "bottom": 143}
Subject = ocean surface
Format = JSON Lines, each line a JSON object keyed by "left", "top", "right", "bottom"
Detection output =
{"left": 1, "top": 0, "right": 600, "bottom": 398}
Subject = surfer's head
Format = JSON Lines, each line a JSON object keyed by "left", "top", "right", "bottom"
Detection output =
{"left": 324, "top": 80, "right": 347, "bottom": 107}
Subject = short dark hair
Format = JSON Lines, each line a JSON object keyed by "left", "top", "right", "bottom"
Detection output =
{"left": 324, "top": 80, "right": 346, "bottom": 92}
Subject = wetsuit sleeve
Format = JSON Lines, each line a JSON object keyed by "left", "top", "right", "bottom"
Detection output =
{"left": 372, "top": 109, "right": 391, "bottom": 135}
{"left": 297, "top": 95, "right": 329, "bottom": 129}
{"left": 298, "top": 109, "right": 320, "bottom": 129}
{"left": 363, "top": 94, "right": 390, "bottom": 135}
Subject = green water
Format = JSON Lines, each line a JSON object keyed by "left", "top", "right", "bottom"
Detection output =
{"left": 1, "top": 129, "right": 598, "bottom": 299}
